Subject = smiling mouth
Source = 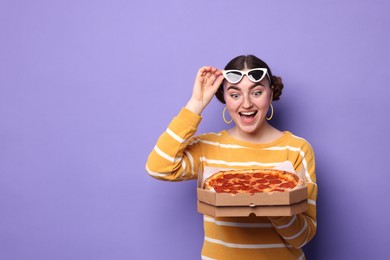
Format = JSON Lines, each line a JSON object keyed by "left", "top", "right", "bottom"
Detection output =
{"left": 239, "top": 111, "right": 257, "bottom": 119}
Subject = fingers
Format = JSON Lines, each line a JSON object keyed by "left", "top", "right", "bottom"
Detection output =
{"left": 197, "top": 66, "right": 223, "bottom": 87}
{"left": 199, "top": 66, "right": 222, "bottom": 76}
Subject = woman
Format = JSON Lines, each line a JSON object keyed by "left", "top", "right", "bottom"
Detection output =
{"left": 146, "top": 55, "right": 317, "bottom": 259}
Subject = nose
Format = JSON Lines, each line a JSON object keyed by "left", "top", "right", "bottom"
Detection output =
{"left": 242, "top": 94, "right": 253, "bottom": 109}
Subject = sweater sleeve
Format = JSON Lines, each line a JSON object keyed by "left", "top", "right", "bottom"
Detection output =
{"left": 268, "top": 140, "right": 317, "bottom": 248}
{"left": 145, "top": 108, "right": 203, "bottom": 181}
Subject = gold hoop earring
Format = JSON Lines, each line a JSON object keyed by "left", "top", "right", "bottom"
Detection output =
{"left": 223, "top": 106, "right": 233, "bottom": 124}
{"left": 266, "top": 104, "right": 274, "bottom": 121}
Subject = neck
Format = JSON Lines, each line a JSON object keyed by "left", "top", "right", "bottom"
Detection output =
{"left": 228, "top": 122, "right": 282, "bottom": 144}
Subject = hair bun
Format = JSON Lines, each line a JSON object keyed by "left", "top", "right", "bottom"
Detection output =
{"left": 272, "top": 76, "right": 283, "bottom": 101}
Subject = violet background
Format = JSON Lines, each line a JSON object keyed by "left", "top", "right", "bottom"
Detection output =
{"left": 1, "top": 0, "right": 389, "bottom": 259}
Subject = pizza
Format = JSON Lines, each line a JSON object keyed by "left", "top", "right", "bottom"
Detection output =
{"left": 203, "top": 169, "right": 303, "bottom": 194}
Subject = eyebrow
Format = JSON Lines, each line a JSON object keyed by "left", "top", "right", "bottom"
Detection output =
{"left": 226, "top": 83, "right": 265, "bottom": 91}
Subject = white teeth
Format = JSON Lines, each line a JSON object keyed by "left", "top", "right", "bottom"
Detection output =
{"left": 240, "top": 111, "right": 256, "bottom": 116}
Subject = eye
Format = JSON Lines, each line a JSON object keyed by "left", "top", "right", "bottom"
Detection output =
{"left": 252, "top": 90, "right": 262, "bottom": 96}
{"left": 230, "top": 93, "right": 240, "bottom": 99}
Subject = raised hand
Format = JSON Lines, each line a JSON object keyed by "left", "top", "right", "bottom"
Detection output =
{"left": 185, "top": 66, "right": 224, "bottom": 115}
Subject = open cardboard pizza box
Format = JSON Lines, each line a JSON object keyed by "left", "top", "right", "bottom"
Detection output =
{"left": 197, "top": 162, "right": 308, "bottom": 217}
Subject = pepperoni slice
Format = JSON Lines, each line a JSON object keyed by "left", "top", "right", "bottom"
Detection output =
{"left": 215, "top": 179, "right": 225, "bottom": 184}
{"left": 233, "top": 174, "right": 245, "bottom": 179}
{"left": 223, "top": 174, "right": 235, "bottom": 179}
{"left": 240, "top": 185, "right": 250, "bottom": 190}
{"left": 257, "top": 184, "right": 271, "bottom": 190}
{"left": 214, "top": 187, "right": 225, "bottom": 192}
{"left": 279, "top": 182, "right": 295, "bottom": 188}
{"left": 253, "top": 173, "right": 265, "bottom": 178}
{"left": 265, "top": 175, "right": 278, "bottom": 180}
{"left": 222, "top": 182, "right": 233, "bottom": 187}
{"left": 269, "top": 179, "right": 283, "bottom": 184}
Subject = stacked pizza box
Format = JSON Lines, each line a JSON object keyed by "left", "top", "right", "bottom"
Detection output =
{"left": 197, "top": 163, "right": 308, "bottom": 217}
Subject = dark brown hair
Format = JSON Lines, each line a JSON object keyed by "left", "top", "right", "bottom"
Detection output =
{"left": 215, "top": 55, "right": 284, "bottom": 103}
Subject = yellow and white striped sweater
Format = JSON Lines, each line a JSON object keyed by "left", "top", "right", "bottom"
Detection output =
{"left": 146, "top": 108, "right": 317, "bottom": 260}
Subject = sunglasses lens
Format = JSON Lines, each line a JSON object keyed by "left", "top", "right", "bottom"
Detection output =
{"left": 248, "top": 70, "right": 265, "bottom": 82}
{"left": 225, "top": 71, "right": 242, "bottom": 83}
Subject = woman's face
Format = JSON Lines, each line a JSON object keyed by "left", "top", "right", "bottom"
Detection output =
{"left": 223, "top": 72, "right": 273, "bottom": 136}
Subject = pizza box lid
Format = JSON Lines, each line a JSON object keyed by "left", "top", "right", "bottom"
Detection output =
{"left": 197, "top": 199, "right": 308, "bottom": 217}
{"left": 197, "top": 186, "right": 307, "bottom": 206}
